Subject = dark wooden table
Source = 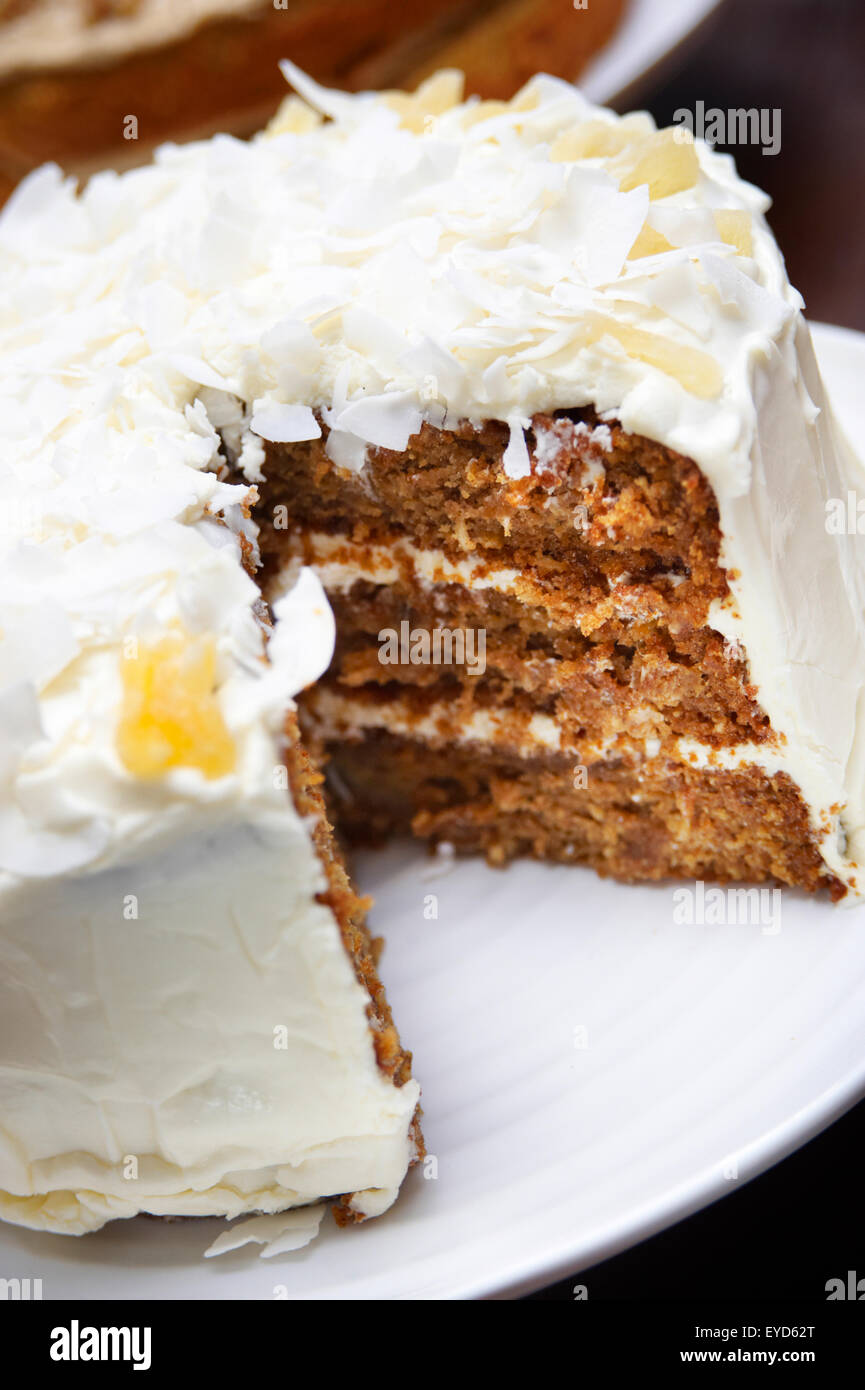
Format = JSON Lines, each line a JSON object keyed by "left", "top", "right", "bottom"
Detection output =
{"left": 529, "top": 0, "right": 865, "bottom": 1301}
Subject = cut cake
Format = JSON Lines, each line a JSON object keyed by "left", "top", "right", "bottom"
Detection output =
{"left": 0, "top": 62, "right": 863, "bottom": 1245}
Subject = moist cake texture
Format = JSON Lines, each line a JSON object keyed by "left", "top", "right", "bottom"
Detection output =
{"left": 0, "top": 60, "right": 864, "bottom": 1246}
{"left": 261, "top": 413, "right": 838, "bottom": 895}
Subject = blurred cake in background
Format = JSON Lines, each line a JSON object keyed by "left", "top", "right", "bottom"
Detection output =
{"left": 0, "top": 0, "right": 628, "bottom": 199}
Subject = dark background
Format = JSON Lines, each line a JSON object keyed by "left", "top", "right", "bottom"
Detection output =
{"left": 530, "top": 0, "right": 865, "bottom": 1301}
{"left": 636, "top": 0, "right": 865, "bottom": 331}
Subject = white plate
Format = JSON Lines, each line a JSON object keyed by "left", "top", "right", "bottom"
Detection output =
{"left": 579, "top": 0, "right": 724, "bottom": 107}
{"left": 3, "top": 322, "right": 864, "bottom": 1301}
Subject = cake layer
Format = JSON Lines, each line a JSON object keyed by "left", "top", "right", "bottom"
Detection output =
{"left": 259, "top": 413, "right": 727, "bottom": 631}
{"left": 307, "top": 603, "right": 766, "bottom": 751}
{"left": 314, "top": 727, "right": 838, "bottom": 896}
{"left": 270, "top": 512, "right": 722, "bottom": 650}
{"left": 303, "top": 681, "right": 797, "bottom": 774}
{"left": 255, "top": 363, "right": 864, "bottom": 891}
{"left": 268, "top": 527, "right": 769, "bottom": 748}
{"left": 259, "top": 407, "right": 772, "bottom": 756}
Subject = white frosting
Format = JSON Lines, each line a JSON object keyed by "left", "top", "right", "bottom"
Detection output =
{"left": 307, "top": 686, "right": 840, "bottom": 788}
{"left": 0, "top": 62, "right": 435, "bottom": 1232}
{"left": 705, "top": 325, "right": 865, "bottom": 894}
{"left": 306, "top": 686, "right": 564, "bottom": 756}
{"left": 0, "top": 509, "right": 418, "bottom": 1234}
{"left": 0, "top": 61, "right": 793, "bottom": 479}
{"left": 0, "top": 816, "right": 419, "bottom": 1236}
{"left": 277, "top": 529, "right": 679, "bottom": 629}
{"left": 0, "top": 62, "right": 862, "bottom": 1227}
{"left": 0, "top": 540, "right": 420, "bottom": 1235}
{"left": 204, "top": 1206, "right": 326, "bottom": 1259}
{"left": 270, "top": 530, "right": 522, "bottom": 603}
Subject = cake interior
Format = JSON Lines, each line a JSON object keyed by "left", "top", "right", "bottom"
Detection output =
{"left": 248, "top": 409, "right": 841, "bottom": 898}
{"left": 281, "top": 708, "right": 424, "bottom": 1222}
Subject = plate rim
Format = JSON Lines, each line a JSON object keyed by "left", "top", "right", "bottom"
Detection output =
{"left": 478, "top": 318, "right": 865, "bottom": 1300}
{"left": 579, "top": 0, "right": 726, "bottom": 108}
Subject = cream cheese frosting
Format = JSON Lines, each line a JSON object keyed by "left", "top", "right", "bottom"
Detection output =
{"left": 303, "top": 684, "right": 843, "bottom": 784}
{"left": 0, "top": 536, "right": 420, "bottom": 1235}
{"left": 0, "top": 57, "right": 863, "bottom": 1237}
{"left": 0, "top": 555, "right": 420, "bottom": 1236}
{"left": 0, "top": 816, "right": 419, "bottom": 1236}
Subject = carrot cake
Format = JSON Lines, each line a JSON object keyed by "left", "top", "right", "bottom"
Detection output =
{"left": 0, "top": 61, "right": 863, "bottom": 1244}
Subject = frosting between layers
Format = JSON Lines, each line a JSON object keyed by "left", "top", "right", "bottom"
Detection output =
{"left": 308, "top": 686, "right": 564, "bottom": 757}
{"left": 304, "top": 684, "right": 811, "bottom": 780}
{"left": 273, "top": 528, "right": 688, "bottom": 629}
{"left": 272, "top": 531, "right": 522, "bottom": 604}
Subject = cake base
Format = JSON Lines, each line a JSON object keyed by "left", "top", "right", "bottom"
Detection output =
{"left": 309, "top": 728, "right": 842, "bottom": 899}
{"left": 283, "top": 710, "right": 424, "bottom": 1223}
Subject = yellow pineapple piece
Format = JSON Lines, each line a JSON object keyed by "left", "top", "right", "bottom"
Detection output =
{"left": 381, "top": 92, "right": 418, "bottom": 131}
{"left": 510, "top": 86, "right": 540, "bottom": 114}
{"left": 266, "top": 96, "right": 321, "bottom": 137}
{"left": 618, "top": 129, "right": 700, "bottom": 200}
{"left": 461, "top": 99, "right": 511, "bottom": 130}
{"left": 627, "top": 222, "right": 675, "bottom": 259}
{"left": 714, "top": 209, "right": 753, "bottom": 257}
{"left": 586, "top": 314, "right": 722, "bottom": 398}
{"left": 385, "top": 69, "right": 464, "bottom": 132}
{"left": 460, "top": 81, "right": 538, "bottom": 132}
{"left": 551, "top": 121, "right": 636, "bottom": 163}
{"left": 117, "top": 626, "right": 235, "bottom": 781}
{"left": 415, "top": 69, "right": 465, "bottom": 115}
{"left": 550, "top": 130, "right": 588, "bottom": 162}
